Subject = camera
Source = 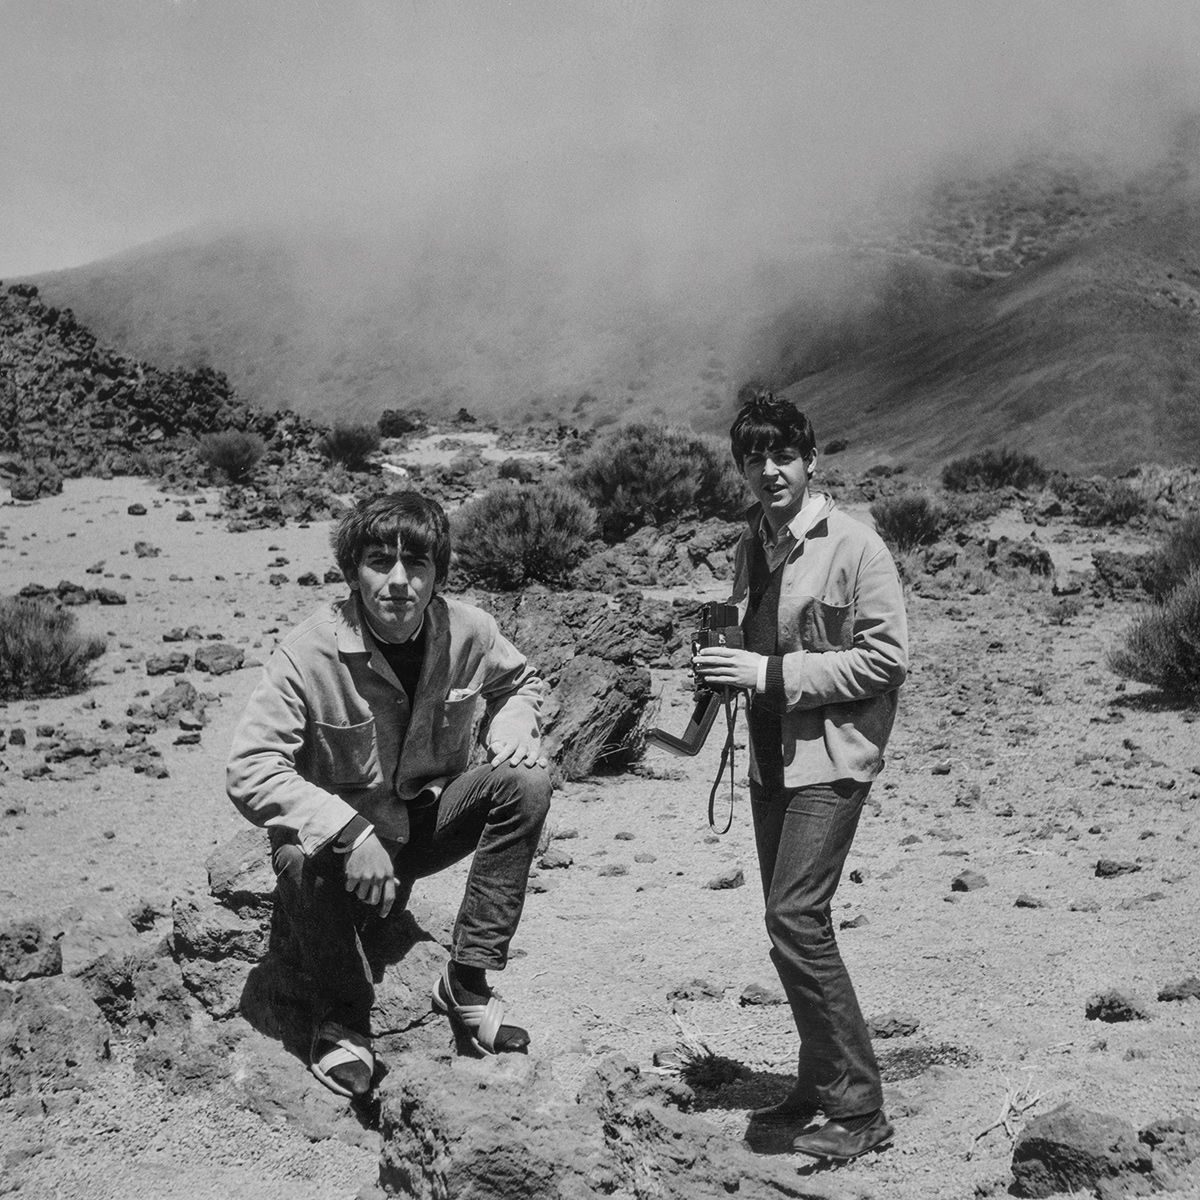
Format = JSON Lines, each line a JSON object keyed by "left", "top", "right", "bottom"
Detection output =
{"left": 645, "top": 602, "right": 743, "bottom": 756}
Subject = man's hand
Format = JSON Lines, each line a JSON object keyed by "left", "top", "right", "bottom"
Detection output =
{"left": 343, "top": 832, "right": 399, "bottom": 917}
{"left": 488, "top": 735, "right": 548, "bottom": 769}
{"left": 694, "top": 646, "right": 766, "bottom": 692}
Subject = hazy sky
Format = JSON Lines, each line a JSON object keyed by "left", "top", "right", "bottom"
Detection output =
{"left": 2, "top": 0, "right": 1199, "bottom": 277}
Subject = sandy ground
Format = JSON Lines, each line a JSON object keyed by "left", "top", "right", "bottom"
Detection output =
{"left": 2, "top": 471, "right": 1199, "bottom": 1200}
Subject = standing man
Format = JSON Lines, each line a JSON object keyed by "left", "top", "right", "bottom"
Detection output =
{"left": 227, "top": 492, "right": 551, "bottom": 1098}
{"left": 695, "top": 389, "right": 907, "bottom": 1161}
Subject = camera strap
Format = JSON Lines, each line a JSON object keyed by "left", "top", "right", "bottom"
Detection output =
{"left": 707, "top": 690, "right": 742, "bottom": 835}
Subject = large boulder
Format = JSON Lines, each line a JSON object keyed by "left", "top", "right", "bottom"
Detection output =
{"left": 1011, "top": 1102, "right": 1155, "bottom": 1198}
{"left": 0, "top": 975, "right": 111, "bottom": 1099}
{"left": 375, "top": 1052, "right": 832, "bottom": 1200}
{"left": 0, "top": 919, "right": 63, "bottom": 982}
{"left": 474, "top": 588, "right": 670, "bottom": 778}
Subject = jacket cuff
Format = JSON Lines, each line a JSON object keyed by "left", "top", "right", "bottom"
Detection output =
{"left": 332, "top": 812, "right": 373, "bottom": 854}
{"left": 763, "top": 655, "right": 786, "bottom": 704}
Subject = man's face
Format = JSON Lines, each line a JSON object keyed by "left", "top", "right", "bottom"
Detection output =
{"left": 349, "top": 540, "right": 437, "bottom": 643}
{"left": 740, "top": 443, "right": 814, "bottom": 528}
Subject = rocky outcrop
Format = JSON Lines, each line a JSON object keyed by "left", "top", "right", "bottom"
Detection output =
{"left": 1011, "top": 1102, "right": 1200, "bottom": 1198}
{"left": 477, "top": 587, "right": 673, "bottom": 778}
{"left": 375, "top": 1052, "right": 834, "bottom": 1200}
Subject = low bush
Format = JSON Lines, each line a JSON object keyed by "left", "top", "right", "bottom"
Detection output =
{"left": 1050, "top": 475, "right": 1150, "bottom": 527}
{"left": 319, "top": 423, "right": 380, "bottom": 470}
{"left": 453, "top": 482, "right": 597, "bottom": 589}
{"left": 1108, "top": 568, "right": 1200, "bottom": 700}
{"left": 198, "top": 430, "right": 265, "bottom": 483}
{"left": 941, "top": 448, "right": 1047, "bottom": 492}
{"left": 1146, "top": 514, "right": 1200, "bottom": 600}
{"left": 870, "top": 493, "right": 945, "bottom": 551}
{"left": 0, "top": 597, "right": 106, "bottom": 699}
{"left": 571, "top": 423, "right": 746, "bottom": 542}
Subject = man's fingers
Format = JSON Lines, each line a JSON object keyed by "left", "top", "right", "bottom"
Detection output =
{"left": 491, "top": 742, "right": 514, "bottom": 766}
{"left": 380, "top": 876, "right": 397, "bottom": 919}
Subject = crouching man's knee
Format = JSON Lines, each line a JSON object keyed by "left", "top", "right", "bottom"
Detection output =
{"left": 491, "top": 762, "right": 552, "bottom": 827}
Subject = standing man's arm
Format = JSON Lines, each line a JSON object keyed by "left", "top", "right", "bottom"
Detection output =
{"left": 779, "top": 546, "right": 908, "bottom": 710}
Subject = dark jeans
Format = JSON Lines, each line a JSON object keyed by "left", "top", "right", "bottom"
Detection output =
{"left": 272, "top": 762, "right": 551, "bottom": 1034}
{"left": 750, "top": 778, "right": 883, "bottom": 1120}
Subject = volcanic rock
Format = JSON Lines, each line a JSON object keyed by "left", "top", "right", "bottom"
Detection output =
{"left": 0, "top": 920, "right": 63, "bottom": 982}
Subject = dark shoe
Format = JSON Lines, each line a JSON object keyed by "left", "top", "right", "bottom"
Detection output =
{"left": 792, "top": 1111, "right": 894, "bottom": 1161}
{"left": 750, "top": 1084, "right": 821, "bottom": 1123}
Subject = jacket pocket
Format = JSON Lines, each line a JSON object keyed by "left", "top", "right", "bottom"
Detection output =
{"left": 799, "top": 598, "right": 854, "bottom": 652}
{"left": 437, "top": 689, "right": 481, "bottom": 750}
{"left": 311, "top": 718, "right": 380, "bottom": 787}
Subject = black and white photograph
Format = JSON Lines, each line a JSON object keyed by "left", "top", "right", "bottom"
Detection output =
{"left": 2, "top": 3, "right": 1200, "bottom": 1197}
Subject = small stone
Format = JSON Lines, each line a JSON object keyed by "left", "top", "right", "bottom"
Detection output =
{"left": 614, "top": 831, "right": 635, "bottom": 841}
{"left": 1158, "top": 976, "right": 1200, "bottom": 1003}
{"left": 706, "top": 867, "right": 745, "bottom": 890}
{"left": 839, "top": 913, "right": 869, "bottom": 929}
{"left": 951, "top": 869, "right": 988, "bottom": 892}
{"left": 193, "top": 643, "right": 245, "bottom": 675}
{"left": 538, "top": 847, "right": 573, "bottom": 870}
{"left": 738, "top": 982, "right": 785, "bottom": 1007}
{"left": 868, "top": 1011, "right": 919, "bottom": 1039}
{"left": 127, "top": 503, "right": 147, "bottom": 516}
{"left": 667, "top": 978, "right": 724, "bottom": 1002}
{"left": 931, "top": 762, "right": 951, "bottom": 775}
{"left": 633, "top": 852, "right": 657, "bottom": 864}
{"left": 1085, "top": 989, "right": 1149, "bottom": 1023}
{"left": 1095, "top": 859, "right": 1141, "bottom": 878}
{"left": 1014, "top": 893, "right": 1045, "bottom": 909}
{"left": 597, "top": 864, "right": 628, "bottom": 877}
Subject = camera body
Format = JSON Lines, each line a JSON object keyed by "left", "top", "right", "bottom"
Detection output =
{"left": 646, "top": 602, "right": 744, "bottom": 756}
{"left": 691, "top": 602, "right": 744, "bottom": 690}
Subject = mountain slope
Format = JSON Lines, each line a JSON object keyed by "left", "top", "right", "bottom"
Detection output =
{"left": 786, "top": 199, "right": 1200, "bottom": 473}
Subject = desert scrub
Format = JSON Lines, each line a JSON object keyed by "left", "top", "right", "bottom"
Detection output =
{"left": 870, "top": 493, "right": 945, "bottom": 550}
{"left": 941, "top": 447, "right": 1047, "bottom": 492}
{"left": 571, "top": 423, "right": 746, "bottom": 542}
{"left": 318, "top": 423, "right": 380, "bottom": 470}
{"left": 1050, "top": 475, "right": 1150, "bottom": 527}
{"left": 1146, "top": 514, "right": 1200, "bottom": 600}
{"left": 453, "top": 482, "right": 596, "bottom": 589}
{"left": 1108, "top": 567, "right": 1200, "bottom": 701}
{"left": 198, "top": 430, "right": 265, "bottom": 483}
{"left": 0, "top": 597, "right": 106, "bottom": 699}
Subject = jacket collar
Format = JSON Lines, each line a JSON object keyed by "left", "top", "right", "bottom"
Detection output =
{"left": 747, "top": 492, "right": 835, "bottom": 543}
{"left": 334, "top": 593, "right": 450, "bottom": 666}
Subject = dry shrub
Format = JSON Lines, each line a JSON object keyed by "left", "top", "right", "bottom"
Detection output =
{"left": 1147, "top": 514, "right": 1200, "bottom": 600}
{"left": 453, "top": 482, "right": 596, "bottom": 589}
{"left": 1108, "top": 568, "right": 1200, "bottom": 701}
{"left": 198, "top": 430, "right": 265, "bottom": 483}
{"left": 319, "top": 423, "right": 380, "bottom": 470}
{"left": 942, "top": 448, "right": 1047, "bottom": 492}
{"left": 0, "top": 597, "right": 106, "bottom": 700}
{"left": 571, "top": 423, "right": 746, "bottom": 543}
{"left": 1051, "top": 475, "right": 1151, "bottom": 527}
{"left": 870, "top": 493, "right": 945, "bottom": 551}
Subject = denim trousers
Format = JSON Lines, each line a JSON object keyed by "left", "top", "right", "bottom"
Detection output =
{"left": 272, "top": 762, "right": 551, "bottom": 1034}
{"left": 750, "top": 777, "right": 884, "bottom": 1119}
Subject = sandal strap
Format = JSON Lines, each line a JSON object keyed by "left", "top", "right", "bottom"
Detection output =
{"left": 437, "top": 967, "right": 506, "bottom": 1052}
{"left": 313, "top": 1020, "right": 374, "bottom": 1070}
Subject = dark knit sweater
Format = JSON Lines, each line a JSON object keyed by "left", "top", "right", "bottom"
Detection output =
{"left": 743, "top": 535, "right": 788, "bottom": 786}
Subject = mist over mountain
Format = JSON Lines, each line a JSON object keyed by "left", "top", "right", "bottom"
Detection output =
{"left": 19, "top": 138, "right": 1200, "bottom": 472}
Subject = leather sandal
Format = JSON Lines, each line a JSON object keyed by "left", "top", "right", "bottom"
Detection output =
{"left": 431, "top": 964, "right": 529, "bottom": 1056}
{"left": 309, "top": 1020, "right": 375, "bottom": 1097}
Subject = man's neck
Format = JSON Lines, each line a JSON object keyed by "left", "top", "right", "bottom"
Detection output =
{"left": 361, "top": 609, "right": 425, "bottom": 647}
{"left": 761, "top": 489, "right": 813, "bottom": 537}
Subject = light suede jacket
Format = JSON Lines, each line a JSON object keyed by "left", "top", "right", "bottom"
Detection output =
{"left": 226, "top": 594, "right": 547, "bottom": 855}
{"left": 730, "top": 495, "right": 907, "bottom": 787}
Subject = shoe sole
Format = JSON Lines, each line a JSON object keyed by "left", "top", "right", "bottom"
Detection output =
{"left": 794, "top": 1136, "right": 894, "bottom": 1163}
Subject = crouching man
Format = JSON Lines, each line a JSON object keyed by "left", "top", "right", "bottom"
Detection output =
{"left": 227, "top": 492, "right": 551, "bottom": 1097}
{"left": 695, "top": 390, "right": 907, "bottom": 1162}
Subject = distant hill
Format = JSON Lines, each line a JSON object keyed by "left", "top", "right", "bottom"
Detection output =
{"left": 785, "top": 198, "right": 1200, "bottom": 474}
{"left": 16, "top": 149, "right": 1200, "bottom": 472}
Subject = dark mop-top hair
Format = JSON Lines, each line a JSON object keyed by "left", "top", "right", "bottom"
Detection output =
{"left": 729, "top": 386, "right": 817, "bottom": 470}
{"left": 332, "top": 491, "right": 452, "bottom": 587}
